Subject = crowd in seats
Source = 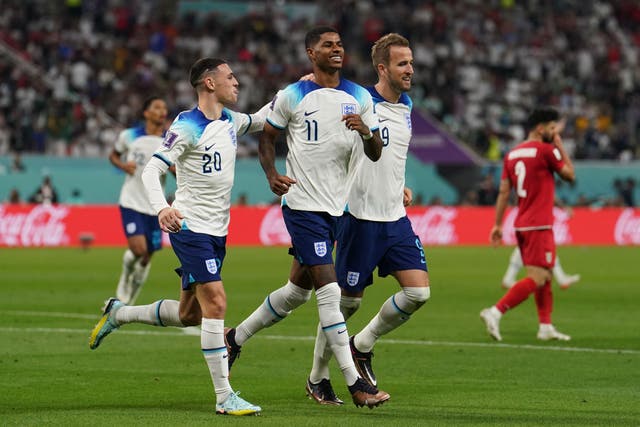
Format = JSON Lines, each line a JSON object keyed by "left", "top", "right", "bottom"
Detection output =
{"left": 0, "top": 0, "right": 639, "bottom": 162}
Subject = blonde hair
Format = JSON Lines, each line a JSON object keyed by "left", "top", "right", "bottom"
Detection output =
{"left": 371, "top": 33, "right": 410, "bottom": 68}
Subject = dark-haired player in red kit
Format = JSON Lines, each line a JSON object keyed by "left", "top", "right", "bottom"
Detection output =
{"left": 480, "top": 107, "right": 575, "bottom": 342}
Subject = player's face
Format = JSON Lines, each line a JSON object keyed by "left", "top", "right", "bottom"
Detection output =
{"left": 540, "top": 121, "right": 557, "bottom": 143}
{"left": 144, "top": 99, "right": 168, "bottom": 126}
{"left": 209, "top": 63, "right": 239, "bottom": 104}
{"left": 384, "top": 46, "right": 414, "bottom": 93}
{"left": 308, "top": 32, "right": 344, "bottom": 72}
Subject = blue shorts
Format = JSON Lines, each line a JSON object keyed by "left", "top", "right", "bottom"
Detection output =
{"left": 169, "top": 229, "right": 227, "bottom": 290}
{"left": 282, "top": 206, "right": 338, "bottom": 266}
{"left": 336, "top": 213, "right": 428, "bottom": 292}
{"left": 119, "top": 206, "right": 162, "bottom": 254}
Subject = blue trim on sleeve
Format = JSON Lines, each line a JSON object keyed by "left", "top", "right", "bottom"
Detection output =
{"left": 242, "top": 113, "right": 252, "bottom": 135}
{"left": 153, "top": 153, "right": 172, "bottom": 166}
{"left": 267, "top": 117, "right": 285, "bottom": 130}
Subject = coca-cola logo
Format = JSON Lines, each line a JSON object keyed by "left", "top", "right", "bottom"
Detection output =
{"left": 259, "top": 205, "right": 291, "bottom": 246}
{"left": 614, "top": 209, "right": 640, "bottom": 244}
{"left": 408, "top": 207, "right": 458, "bottom": 245}
{"left": 0, "top": 205, "right": 70, "bottom": 246}
{"left": 502, "top": 207, "right": 572, "bottom": 245}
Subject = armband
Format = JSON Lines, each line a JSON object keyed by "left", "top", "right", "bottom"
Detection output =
{"left": 361, "top": 131, "right": 373, "bottom": 140}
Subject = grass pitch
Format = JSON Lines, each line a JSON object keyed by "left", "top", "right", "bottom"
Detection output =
{"left": 1, "top": 246, "right": 639, "bottom": 426}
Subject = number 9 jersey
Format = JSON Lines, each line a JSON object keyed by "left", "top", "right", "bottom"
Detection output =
{"left": 502, "top": 140, "right": 565, "bottom": 230}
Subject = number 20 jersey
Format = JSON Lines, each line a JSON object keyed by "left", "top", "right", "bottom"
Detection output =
{"left": 502, "top": 140, "right": 565, "bottom": 230}
{"left": 267, "top": 79, "right": 379, "bottom": 216}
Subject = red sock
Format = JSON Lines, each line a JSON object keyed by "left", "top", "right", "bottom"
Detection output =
{"left": 534, "top": 281, "right": 553, "bottom": 324}
{"left": 496, "top": 277, "right": 537, "bottom": 313}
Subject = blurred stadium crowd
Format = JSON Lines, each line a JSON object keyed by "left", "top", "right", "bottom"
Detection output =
{"left": 0, "top": 0, "right": 639, "bottom": 161}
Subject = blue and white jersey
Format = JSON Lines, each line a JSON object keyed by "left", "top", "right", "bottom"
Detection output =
{"left": 346, "top": 87, "right": 413, "bottom": 222}
{"left": 268, "top": 78, "right": 379, "bottom": 216}
{"left": 114, "top": 126, "right": 164, "bottom": 216}
{"left": 143, "top": 106, "right": 265, "bottom": 236}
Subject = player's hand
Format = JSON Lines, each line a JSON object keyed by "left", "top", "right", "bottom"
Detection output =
{"left": 489, "top": 225, "right": 503, "bottom": 247}
{"left": 342, "top": 114, "right": 370, "bottom": 137}
{"left": 268, "top": 174, "right": 296, "bottom": 196}
{"left": 158, "top": 207, "right": 184, "bottom": 233}
{"left": 122, "top": 161, "right": 137, "bottom": 176}
{"left": 553, "top": 132, "right": 564, "bottom": 148}
{"left": 403, "top": 187, "right": 413, "bottom": 207}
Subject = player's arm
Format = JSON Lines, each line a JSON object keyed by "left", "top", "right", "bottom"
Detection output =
{"left": 342, "top": 114, "right": 383, "bottom": 161}
{"left": 258, "top": 122, "right": 296, "bottom": 196}
{"left": 490, "top": 178, "right": 511, "bottom": 246}
{"left": 553, "top": 133, "right": 575, "bottom": 183}
{"left": 109, "top": 148, "right": 136, "bottom": 176}
{"left": 403, "top": 186, "right": 413, "bottom": 207}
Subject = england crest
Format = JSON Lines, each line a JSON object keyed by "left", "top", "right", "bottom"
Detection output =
{"left": 205, "top": 258, "right": 219, "bottom": 274}
{"left": 347, "top": 271, "right": 360, "bottom": 287}
{"left": 314, "top": 241, "right": 327, "bottom": 257}
{"left": 341, "top": 103, "right": 357, "bottom": 115}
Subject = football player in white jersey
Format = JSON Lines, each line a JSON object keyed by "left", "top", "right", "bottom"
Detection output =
{"left": 109, "top": 97, "right": 168, "bottom": 305}
{"left": 223, "top": 26, "right": 390, "bottom": 409}
{"left": 90, "top": 58, "right": 266, "bottom": 416}
{"left": 305, "top": 33, "right": 431, "bottom": 397}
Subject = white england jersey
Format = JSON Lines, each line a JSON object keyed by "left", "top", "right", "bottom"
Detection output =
{"left": 143, "top": 107, "right": 265, "bottom": 236}
{"left": 347, "top": 88, "right": 413, "bottom": 222}
{"left": 114, "top": 126, "right": 164, "bottom": 216}
{"left": 267, "top": 79, "right": 379, "bottom": 216}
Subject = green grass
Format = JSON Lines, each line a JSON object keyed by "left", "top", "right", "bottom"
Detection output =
{"left": 1, "top": 246, "right": 639, "bottom": 426}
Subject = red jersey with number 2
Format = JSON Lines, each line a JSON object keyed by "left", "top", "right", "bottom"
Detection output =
{"left": 501, "top": 140, "right": 565, "bottom": 229}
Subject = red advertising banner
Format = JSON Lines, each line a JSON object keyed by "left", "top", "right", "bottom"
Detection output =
{"left": 1, "top": 204, "right": 639, "bottom": 247}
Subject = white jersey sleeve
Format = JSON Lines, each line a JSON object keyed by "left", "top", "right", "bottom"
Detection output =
{"left": 346, "top": 88, "right": 413, "bottom": 221}
{"left": 267, "top": 79, "right": 378, "bottom": 216}
{"left": 114, "top": 126, "right": 165, "bottom": 216}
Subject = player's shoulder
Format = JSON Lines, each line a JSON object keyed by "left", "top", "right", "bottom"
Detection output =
{"left": 365, "top": 86, "right": 413, "bottom": 110}
{"left": 120, "top": 125, "right": 145, "bottom": 141}
{"left": 171, "top": 107, "right": 212, "bottom": 139}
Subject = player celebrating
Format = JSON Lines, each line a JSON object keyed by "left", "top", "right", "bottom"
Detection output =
{"left": 224, "top": 26, "right": 390, "bottom": 408}
{"left": 481, "top": 107, "right": 575, "bottom": 342}
{"left": 90, "top": 58, "right": 266, "bottom": 416}
{"left": 108, "top": 97, "right": 168, "bottom": 305}
{"left": 304, "top": 33, "right": 430, "bottom": 404}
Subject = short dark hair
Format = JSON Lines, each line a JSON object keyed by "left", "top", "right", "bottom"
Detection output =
{"left": 189, "top": 58, "right": 227, "bottom": 87}
{"left": 305, "top": 26, "right": 339, "bottom": 48}
{"left": 141, "top": 96, "right": 163, "bottom": 113}
{"left": 526, "top": 107, "right": 560, "bottom": 131}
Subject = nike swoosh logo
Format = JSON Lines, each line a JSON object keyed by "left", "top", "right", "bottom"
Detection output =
{"left": 223, "top": 354, "right": 228, "bottom": 359}
{"left": 304, "top": 110, "right": 319, "bottom": 116}
{"left": 378, "top": 118, "right": 389, "bottom": 122}
{"left": 337, "top": 329, "right": 347, "bottom": 334}
{"left": 204, "top": 144, "right": 214, "bottom": 151}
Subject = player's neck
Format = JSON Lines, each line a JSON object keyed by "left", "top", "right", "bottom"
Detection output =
{"left": 374, "top": 82, "right": 402, "bottom": 103}
{"left": 145, "top": 122, "right": 164, "bottom": 136}
{"left": 313, "top": 69, "right": 341, "bottom": 88}
{"left": 198, "top": 97, "right": 224, "bottom": 120}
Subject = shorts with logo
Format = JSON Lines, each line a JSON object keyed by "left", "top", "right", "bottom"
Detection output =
{"left": 336, "top": 213, "right": 428, "bottom": 293}
{"left": 169, "top": 229, "right": 227, "bottom": 290}
{"left": 516, "top": 228, "right": 555, "bottom": 269}
{"left": 119, "top": 206, "right": 162, "bottom": 254}
{"left": 282, "top": 206, "right": 338, "bottom": 266}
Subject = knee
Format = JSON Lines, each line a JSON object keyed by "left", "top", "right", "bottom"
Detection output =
{"left": 403, "top": 286, "right": 431, "bottom": 309}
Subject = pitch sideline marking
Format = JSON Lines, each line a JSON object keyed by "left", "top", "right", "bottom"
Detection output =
{"left": 0, "top": 323, "right": 638, "bottom": 355}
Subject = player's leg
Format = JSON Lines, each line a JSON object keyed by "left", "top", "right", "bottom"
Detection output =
{"left": 121, "top": 234, "right": 150, "bottom": 303}
{"left": 127, "top": 215, "right": 162, "bottom": 304}
{"left": 116, "top": 207, "right": 147, "bottom": 303}
{"left": 502, "top": 247, "right": 523, "bottom": 289}
{"left": 552, "top": 254, "right": 581, "bottom": 289}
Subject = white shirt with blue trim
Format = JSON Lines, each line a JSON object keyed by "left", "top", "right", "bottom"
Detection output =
{"left": 142, "top": 106, "right": 265, "bottom": 236}
{"left": 267, "top": 79, "right": 379, "bottom": 216}
{"left": 114, "top": 126, "right": 164, "bottom": 216}
{"left": 346, "top": 87, "right": 413, "bottom": 222}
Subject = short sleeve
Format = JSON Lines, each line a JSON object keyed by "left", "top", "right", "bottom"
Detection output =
{"left": 266, "top": 89, "right": 291, "bottom": 130}
{"left": 153, "top": 122, "right": 192, "bottom": 166}
{"left": 358, "top": 90, "right": 379, "bottom": 133}
{"left": 546, "top": 145, "right": 565, "bottom": 173}
{"left": 113, "top": 129, "right": 129, "bottom": 154}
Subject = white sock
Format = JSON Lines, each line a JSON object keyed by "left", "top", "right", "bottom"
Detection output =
{"left": 552, "top": 255, "right": 568, "bottom": 283}
{"left": 201, "top": 318, "right": 232, "bottom": 404}
{"left": 235, "top": 281, "right": 311, "bottom": 345}
{"left": 316, "top": 283, "right": 358, "bottom": 386}
{"left": 355, "top": 287, "right": 430, "bottom": 352}
{"left": 309, "top": 296, "right": 361, "bottom": 384}
{"left": 502, "top": 247, "right": 523, "bottom": 286}
{"left": 116, "top": 249, "right": 137, "bottom": 303}
{"left": 127, "top": 260, "right": 151, "bottom": 305}
{"left": 113, "top": 299, "right": 183, "bottom": 327}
